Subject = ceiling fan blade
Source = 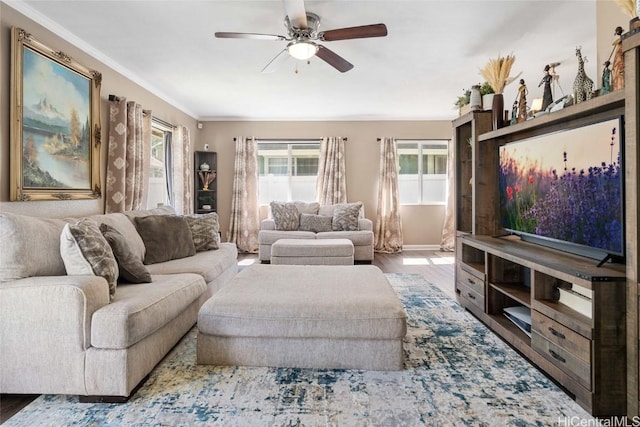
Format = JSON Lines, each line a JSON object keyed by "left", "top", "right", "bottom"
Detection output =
{"left": 320, "top": 24, "right": 388, "bottom": 41}
{"left": 283, "top": 0, "right": 307, "bottom": 29}
{"left": 215, "top": 32, "right": 286, "bottom": 41}
{"left": 315, "top": 45, "right": 354, "bottom": 73}
{"left": 261, "top": 49, "right": 291, "bottom": 73}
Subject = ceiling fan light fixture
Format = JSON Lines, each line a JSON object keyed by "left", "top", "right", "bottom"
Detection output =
{"left": 287, "top": 40, "right": 318, "bottom": 60}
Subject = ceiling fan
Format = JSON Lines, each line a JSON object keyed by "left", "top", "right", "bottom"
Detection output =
{"left": 214, "top": 0, "right": 388, "bottom": 73}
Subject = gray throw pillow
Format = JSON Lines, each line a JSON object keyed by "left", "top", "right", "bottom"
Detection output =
{"left": 100, "top": 223, "right": 152, "bottom": 284}
{"left": 332, "top": 202, "right": 363, "bottom": 231}
{"left": 133, "top": 215, "right": 196, "bottom": 264}
{"left": 60, "top": 218, "right": 119, "bottom": 301}
{"left": 270, "top": 201, "right": 300, "bottom": 231}
{"left": 293, "top": 201, "right": 320, "bottom": 215}
{"left": 299, "top": 213, "right": 333, "bottom": 233}
{"left": 184, "top": 213, "right": 221, "bottom": 251}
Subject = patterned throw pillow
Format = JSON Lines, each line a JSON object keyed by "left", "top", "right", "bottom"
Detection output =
{"left": 100, "top": 223, "right": 152, "bottom": 284}
{"left": 184, "top": 213, "right": 221, "bottom": 251}
{"left": 270, "top": 201, "right": 300, "bottom": 231}
{"left": 332, "top": 202, "right": 363, "bottom": 231}
{"left": 60, "top": 218, "right": 119, "bottom": 301}
{"left": 293, "top": 201, "right": 320, "bottom": 215}
{"left": 133, "top": 215, "right": 196, "bottom": 264}
{"left": 299, "top": 213, "right": 333, "bottom": 233}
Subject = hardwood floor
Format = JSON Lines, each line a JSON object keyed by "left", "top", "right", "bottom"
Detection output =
{"left": 0, "top": 250, "right": 455, "bottom": 424}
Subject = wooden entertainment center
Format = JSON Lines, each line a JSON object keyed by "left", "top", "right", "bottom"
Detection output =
{"left": 453, "top": 88, "right": 630, "bottom": 415}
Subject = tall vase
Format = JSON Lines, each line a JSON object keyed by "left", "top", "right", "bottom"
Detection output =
{"left": 492, "top": 93, "right": 504, "bottom": 130}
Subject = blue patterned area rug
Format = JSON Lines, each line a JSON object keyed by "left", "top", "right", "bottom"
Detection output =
{"left": 6, "top": 273, "right": 593, "bottom": 426}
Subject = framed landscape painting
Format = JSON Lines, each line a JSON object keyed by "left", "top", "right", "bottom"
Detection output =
{"left": 10, "top": 27, "right": 102, "bottom": 201}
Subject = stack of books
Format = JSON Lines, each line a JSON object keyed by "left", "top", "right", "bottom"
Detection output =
{"left": 557, "top": 284, "right": 592, "bottom": 318}
{"left": 503, "top": 306, "right": 531, "bottom": 337}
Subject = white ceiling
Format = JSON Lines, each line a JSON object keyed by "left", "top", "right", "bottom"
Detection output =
{"left": 7, "top": 0, "right": 598, "bottom": 121}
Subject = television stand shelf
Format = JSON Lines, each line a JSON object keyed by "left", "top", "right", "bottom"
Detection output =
{"left": 456, "top": 233, "right": 626, "bottom": 416}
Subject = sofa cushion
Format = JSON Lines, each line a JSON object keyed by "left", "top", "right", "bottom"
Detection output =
{"left": 299, "top": 213, "right": 333, "bottom": 233}
{"left": 270, "top": 202, "right": 299, "bottom": 231}
{"left": 90, "top": 273, "right": 206, "bottom": 349}
{"left": 133, "top": 215, "right": 196, "bottom": 264}
{"left": 100, "top": 223, "right": 152, "bottom": 284}
{"left": 258, "top": 230, "right": 317, "bottom": 245}
{"left": 146, "top": 243, "right": 238, "bottom": 284}
{"left": 89, "top": 213, "right": 146, "bottom": 263}
{"left": 332, "top": 202, "right": 363, "bottom": 231}
{"left": 184, "top": 213, "right": 220, "bottom": 251}
{"left": 0, "top": 213, "right": 67, "bottom": 281}
{"left": 60, "top": 219, "right": 119, "bottom": 301}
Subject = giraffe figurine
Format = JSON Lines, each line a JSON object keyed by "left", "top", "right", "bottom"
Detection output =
{"left": 573, "top": 47, "right": 593, "bottom": 103}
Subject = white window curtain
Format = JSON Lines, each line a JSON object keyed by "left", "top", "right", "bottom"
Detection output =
{"left": 105, "top": 97, "right": 151, "bottom": 213}
{"left": 374, "top": 137, "right": 403, "bottom": 253}
{"left": 440, "top": 139, "right": 455, "bottom": 251}
{"left": 316, "top": 136, "right": 347, "bottom": 205}
{"left": 171, "top": 125, "right": 193, "bottom": 215}
{"left": 227, "top": 136, "right": 260, "bottom": 253}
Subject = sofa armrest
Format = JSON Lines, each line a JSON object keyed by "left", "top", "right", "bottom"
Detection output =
{"left": 359, "top": 218, "right": 373, "bottom": 231}
{"left": 261, "top": 218, "right": 276, "bottom": 231}
{"left": 0, "top": 275, "right": 110, "bottom": 351}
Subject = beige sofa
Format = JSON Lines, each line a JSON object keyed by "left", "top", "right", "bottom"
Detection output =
{"left": 258, "top": 201, "right": 374, "bottom": 263}
{"left": 0, "top": 207, "right": 238, "bottom": 401}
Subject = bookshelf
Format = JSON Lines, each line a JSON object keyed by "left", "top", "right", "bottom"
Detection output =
{"left": 194, "top": 151, "right": 217, "bottom": 214}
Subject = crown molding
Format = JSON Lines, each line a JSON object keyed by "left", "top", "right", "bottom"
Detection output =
{"left": 3, "top": 0, "right": 198, "bottom": 120}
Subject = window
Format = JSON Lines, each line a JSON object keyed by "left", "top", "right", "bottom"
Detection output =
{"left": 397, "top": 140, "right": 449, "bottom": 205}
{"left": 257, "top": 141, "right": 320, "bottom": 204}
{"left": 146, "top": 121, "right": 172, "bottom": 209}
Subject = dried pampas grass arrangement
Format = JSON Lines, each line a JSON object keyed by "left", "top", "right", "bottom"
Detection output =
{"left": 480, "top": 54, "right": 518, "bottom": 94}
{"left": 615, "top": 0, "right": 638, "bottom": 18}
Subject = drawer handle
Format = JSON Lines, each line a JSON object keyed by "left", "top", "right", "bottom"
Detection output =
{"left": 548, "top": 327, "right": 566, "bottom": 340}
{"left": 467, "top": 278, "right": 476, "bottom": 285}
{"left": 467, "top": 293, "right": 476, "bottom": 300}
{"left": 549, "top": 349, "right": 566, "bottom": 364}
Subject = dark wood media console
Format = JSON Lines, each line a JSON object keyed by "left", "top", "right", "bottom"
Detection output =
{"left": 456, "top": 233, "right": 626, "bottom": 415}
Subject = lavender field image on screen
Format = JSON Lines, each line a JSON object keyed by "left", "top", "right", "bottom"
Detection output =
{"left": 499, "top": 118, "right": 623, "bottom": 255}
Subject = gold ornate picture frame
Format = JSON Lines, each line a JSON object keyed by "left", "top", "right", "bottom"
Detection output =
{"left": 10, "top": 27, "right": 102, "bottom": 201}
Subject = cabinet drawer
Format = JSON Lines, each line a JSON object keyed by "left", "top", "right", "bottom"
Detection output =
{"left": 457, "top": 280, "right": 485, "bottom": 312}
{"left": 531, "top": 311, "right": 591, "bottom": 363}
{"left": 532, "top": 331, "right": 591, "bottom": 390}
{"left": 457, "top": 268, "right": 485, "bottom": 295}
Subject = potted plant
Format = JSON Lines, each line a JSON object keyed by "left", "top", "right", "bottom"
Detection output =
{"left": 479, "top": 82, "right": 495, "bottom": 110}
{"left": 454, "top": 88, "right": 472, "bottom": 116}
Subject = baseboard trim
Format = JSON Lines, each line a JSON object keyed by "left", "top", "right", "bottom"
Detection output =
{"left": 402, "top": 245, "right": 443, "bottom": 251}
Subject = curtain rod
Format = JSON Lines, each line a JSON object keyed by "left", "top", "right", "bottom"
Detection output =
{"left": 233, "top": 137, "right": 348, "bottom": 142}
{"left": 377, "top": 138, "right": 451, "bottom": 141}
{"left": 152, "top": 117, "right": 176, "bottom": 129}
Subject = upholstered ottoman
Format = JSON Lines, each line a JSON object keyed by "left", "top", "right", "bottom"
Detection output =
{"left": 270, "top": 238, "right": 354, "bottom": 265}
{"left": 197, "top": 264, "right": 407, "bottom": 370}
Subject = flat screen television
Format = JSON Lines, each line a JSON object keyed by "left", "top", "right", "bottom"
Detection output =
{"left": 498, "top": 117, "right": 624, "bottom": 263}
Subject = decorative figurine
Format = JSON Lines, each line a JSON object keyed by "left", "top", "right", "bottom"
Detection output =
{"left": 601, "top": 60, "right": 612, "bottom": 95}
{"left": 611, "top": 26, "right": 625, "bottom": 91}
{"left": 510, "top": 100, "right": 518, "bottom": 125}
{"left": 198, "top": 171, "right": 216, "bottom": 190}
{"left": 200, "top": 161, "right": 210, "bottom": 171}
{"left": 573, "top": 47, "right": 594, "bottom": 104}
{"left": 517, "top": 79, "right": 528, "bottom": 123}
{"left": 539, "top": 65, "right": 554, "bottom": 111}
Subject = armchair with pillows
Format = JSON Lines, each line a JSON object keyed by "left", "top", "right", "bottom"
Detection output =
{"left": 258, "top": 201, "right": 374, "bottom": 263}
